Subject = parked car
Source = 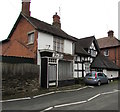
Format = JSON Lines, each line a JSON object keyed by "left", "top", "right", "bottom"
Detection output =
{"left": 84, "top": 72, "right": 110, "bottom": 86}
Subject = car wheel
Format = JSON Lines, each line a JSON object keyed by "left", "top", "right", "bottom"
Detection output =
{"left": 98, "top": 81, "right": 101, "bottom": 86}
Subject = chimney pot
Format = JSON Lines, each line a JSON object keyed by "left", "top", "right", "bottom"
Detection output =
{"left": 107, "top": 30, "right": 114, "bottom": 38}
{"left": 52, "top": 12, "right": 61, "bottom": 29}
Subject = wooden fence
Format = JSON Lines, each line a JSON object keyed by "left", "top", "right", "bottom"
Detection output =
{"left": 2, "top": 63, "right": 40, "bottom": 98}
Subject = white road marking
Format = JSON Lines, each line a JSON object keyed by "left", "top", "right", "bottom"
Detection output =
{"left": 33, "top": 92, "right": 55, "bottom": 98}
{"left": 40, "top": 106, "right": 53, "bottom": 112}
{"left": 55, "top": 86, "right": 92, "bottom": 93}
{"left": 87, "top": 86, "right": 94, "bottom": 88}
{"left": 44, "top": 106, "right": 53, "bottom": 111}
{"left": 77, "top": 86, "right": 88, "bottom": 90}
{"left": 0, "top": 97, "right": 31, "bottom": 103}
{"left": 101, "top": 89, "right": 119, "bottom": 95}
{"left": 1, "top": 86, "right": 92, "bottom": 102}
{"left": 87, "top": 94, "right": 101, "bottom": 101}
{"left": 54, "top": 100, "right": 87, "bottom": 108}
{"left": 41, "top": 89, "right": 118, "bottom": 111}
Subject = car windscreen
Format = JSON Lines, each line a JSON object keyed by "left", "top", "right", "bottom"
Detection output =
{"left": 86, "top": 73, "right": 92, "bottom": 76}
{"left": 86, "top": 72, "right": 95, "bottom": 77}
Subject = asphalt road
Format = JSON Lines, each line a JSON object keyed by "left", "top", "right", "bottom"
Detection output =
{"left": 2, "top": 81, "right": 119, "bottom": 111}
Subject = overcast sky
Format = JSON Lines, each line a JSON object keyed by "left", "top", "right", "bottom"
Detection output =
{"left": 0, "top": 0, "right": 119, "bottom": 41}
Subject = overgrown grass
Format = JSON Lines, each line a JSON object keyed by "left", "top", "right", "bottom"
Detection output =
{"left": 2, "top": 79, "right": 85, "bottom": 100}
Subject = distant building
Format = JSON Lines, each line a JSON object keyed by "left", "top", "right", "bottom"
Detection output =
{"left": 74, "top": 36, "right": 100, "bottom": 78}
{"left": 97, "top": 30, "right": 120, "bottom": 68}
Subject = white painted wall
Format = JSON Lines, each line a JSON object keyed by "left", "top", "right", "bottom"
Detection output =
{"left": 103, "top": 69, "right": 119, "bottom": 79}
{"left": 38, "top": 32, "right": 53, "bottom": 50}
{"left": 76, "top": 57, "right": 80, "bottom": 61}
{"left": 64, "top": 40, "right": 73, "bottom": 54}
{"left": 38, "top": 32, "right": 73, "bottom": 55}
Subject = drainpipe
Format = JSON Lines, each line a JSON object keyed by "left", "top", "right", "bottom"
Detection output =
{"left": 56, "top": 59, "right": 59, "bottom": 87}
{"left": 115, "top": 47, "right": 116, "bottom": 64}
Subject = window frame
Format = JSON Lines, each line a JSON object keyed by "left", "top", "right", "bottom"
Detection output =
{"left": 104, "top": 50, "right": 109, "bottom": 56}
{"left": 27, "top": 32, "right": 35, "bottom": 44}
{"left": 53, "top": 37, "right": 64, "bottom": 53}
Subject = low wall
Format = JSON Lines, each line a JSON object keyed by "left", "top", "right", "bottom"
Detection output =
{"left": 2, "top": 63, "right": 40, "bottom": 98}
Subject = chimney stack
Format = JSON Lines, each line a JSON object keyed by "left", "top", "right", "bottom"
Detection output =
{"left": 52, "top": 12, "right": 61, "bottom": 29}
{"left": 107, "top": 30, "right": 114, "bottom": 38}
{"left": 21, "top": 0, "right": 31, "bottom": 16}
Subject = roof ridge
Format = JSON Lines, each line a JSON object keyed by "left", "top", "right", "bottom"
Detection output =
{"left": 22, "top": 13, "right": 77, "bottom": 41}
{"left": 25, "top": 14, "right": 64, "bottom": 32}
{"left": 78, "top": 36, "right": 95, "bottom": 40}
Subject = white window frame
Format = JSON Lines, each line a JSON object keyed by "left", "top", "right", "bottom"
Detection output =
{"left": 104, "top": 50, "right": 109, "bottom": 56}
{"left": 28, "top": 32, "right": 34, "bottom": 44}
{"left": 53, "top": 37, "right": 64, "bottom": 53}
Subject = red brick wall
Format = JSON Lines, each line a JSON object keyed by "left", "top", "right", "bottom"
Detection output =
{"left": 9, "top": 16, "right": 38, "bottom": 62}
{"left": 101, "top": 46, "right": 120, "bottom": 67}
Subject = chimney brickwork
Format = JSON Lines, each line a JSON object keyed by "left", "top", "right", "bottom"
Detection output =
{"left": 22, "top": 0, "right": 31, "bottom": 16}
{"left": 107, "top": 30, "right": 114, "bottom": 38}
{"left": 52, "top": 12, "right": 61, "bottom": 29}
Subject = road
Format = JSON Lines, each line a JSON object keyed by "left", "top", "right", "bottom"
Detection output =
{"left": 2, "top": 81, "right": 119, "bottom": 111}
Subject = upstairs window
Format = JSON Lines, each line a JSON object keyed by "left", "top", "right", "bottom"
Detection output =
{"left": 104, "top": 50, "right": 109, "bottom": 56}
{"left": 28, "top": 32, "right": 34, "bottom": 44}
{"left": 53, "top": 37, "right": 64, "bottom": 52}
{"left": 91, "top": 50, "right": 97, "bottom": 57}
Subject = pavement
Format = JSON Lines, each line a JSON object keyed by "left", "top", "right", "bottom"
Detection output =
{"left": 1, "top": 81, "right": 119, "bottom": 111}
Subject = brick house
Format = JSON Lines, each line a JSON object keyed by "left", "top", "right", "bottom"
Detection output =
{"left": 1, "top": 1, "right": 119, "bottom": 88}
{"left": 0, "top": 0, "right": 78, "bottom": 88}
{"left": 97, "top": 30, "right": 120, "bottom": 68}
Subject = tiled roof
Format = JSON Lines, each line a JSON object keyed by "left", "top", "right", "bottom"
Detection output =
{"left": 0, "top": 13, "right": 77, "bottom": 59}
{"left": 0, "top": 40, "right": 35, "bottom": 58}
{"left": 91, "top": 54, "right": 120, "bottom": 70}
{"left": 76, "top": 36, "right": 95, "bottom": 48}
{"left": 75, "top": 36, "right": 100, "bottom": 56}
{"left": 24, "top": 14, "right": 77, "bottom": 41}
{"left": 75, "top": 45, "right": 90, "bottom": 56}
{"left": 97, "top": 37, "right": 120, "bottom": 49}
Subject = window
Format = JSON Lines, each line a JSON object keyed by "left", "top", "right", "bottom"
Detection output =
{"left": 104, "top": 50, "right": 109, "bottom": 56}
{"left": 53, "top": 37, "right": 64, "bottom": 52}
{"left": 85, "top": 63, "right": 90, "bottom": 73}
{"left": 28, "top": 32, "right": 34, "bottom": 44}
{"left": 91, "top": 50, "right": 97, "bottom": 57}
{"left": 98, "top": 73, "right": 103, "bottom": 77}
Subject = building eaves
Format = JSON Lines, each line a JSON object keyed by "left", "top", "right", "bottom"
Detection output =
{"left": 91, "top": 54, "right": 120, "bottom": 70}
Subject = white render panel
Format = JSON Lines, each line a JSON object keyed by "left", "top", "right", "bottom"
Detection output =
{"left": 78, "top": 63, "right": 82, "bottom": 70}
{"left": 74, "top": 64, "right": 77, "bottom": 69}
{"left": 38, "top": 32, "right": 53, "bottom": 50}
{"left": 78, "top": 72, "right": 82, "bottom": 77}
{"left": 77, "top": 57, "right": 80, "bottom": 61}
{"left": 103, "top": 69, "right": 119, "bottom": 79}
{"left": 64, "top": 40, "right": 73, "bottom": 54}
{"left": 74, "top": 72, "right": 77, "bottom": 78}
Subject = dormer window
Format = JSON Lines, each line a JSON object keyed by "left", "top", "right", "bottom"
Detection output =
{"left": 28, "top": 32, "right": 34, "bottom": 44}
{"left": 104, "top": 50, "right": 109, "bottom": 56}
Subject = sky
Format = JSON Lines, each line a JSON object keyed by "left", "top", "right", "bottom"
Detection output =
{"left": 0, "top": 0, "right": 119, "bottom": 41}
